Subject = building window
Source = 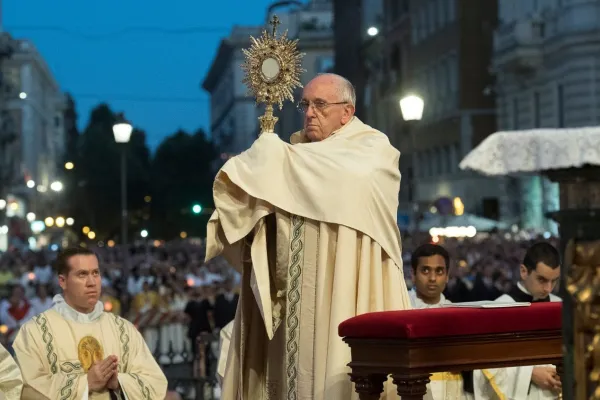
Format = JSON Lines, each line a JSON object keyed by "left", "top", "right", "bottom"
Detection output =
{"left": 437, "top": 61, "right": 447, "bottom": 96}
{"left": 449, "top": 55, "right": 458, "bottom": 94}
{"left": 428, "top": 1, "right": 437, "bottom": 33}
{"left": 557, "top": 84, "right": 564, "bottom": 127}
{"left": 437, "top": 147, "right": 445, "bottom": 174}
{"left": 390, "top": 0, "right": 404, "bottom": 22}
{"left": 512, "top": 98, "right": 519, "bottom": 129}
{"left": 427, "top": 69, "right": 436, "bottom": 116}
{"left": 390, "top": 43, "right": 401, "bottom": 73}
{"left": 411, "top": 13, "right": 419, "bottom": 43}
{"left": 445, "top": 145, "right": 452, "bottom": 173}
{"left": 448, "top": 0, "right": 456, "bottom": 22}
{"left": 437, "top": 0, "right": 446, "bottom": 28}
{"left": 533, "top": 92, "right": 540, "bottom": 128}
{"left": 428, "top": 150, "right": 435, "bottom": 177}
{"left": 453, "top": 143, "right": 461, "bottom": 172}
{"left": 316, "top": 56, "right": 334, "bottom": 73}
{"left": 420, "top": 8, "right": 428, "bottom": 38}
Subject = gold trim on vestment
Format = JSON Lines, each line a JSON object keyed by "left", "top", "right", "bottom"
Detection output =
{"left": 481, "top": 369, "right": 508, "bottom": 400}
{"left": 430, "top": 372, "right": 463, "bottom": 381}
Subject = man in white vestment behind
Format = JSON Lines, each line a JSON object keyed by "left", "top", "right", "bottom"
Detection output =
{"left": 0, "top": 342, "right": 22, "bottom": 399}
{"left": 473, "top": 242, "right": 562, "bottom": 400}
{"left": 409, "top": 243, "right": 473, "bottom": 400}
{"left": 13, "top": 247, "right": 168, "bottom": 399}
{"left": 206, "top": 73, "right": 412, "bottom": 399}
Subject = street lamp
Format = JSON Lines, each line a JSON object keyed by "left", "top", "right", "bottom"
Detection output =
{"left": 113, "top": 116, "right": 133, "bottom": 248}
{"left": 399, "top": 94, "right": 425, "bottom": 235}
{"left": 50, "top": 181, "right": 63, "bottom": 192}
{"left": 367, "top": 26, "right": 379, "bottom": 37}
{"left": 399, "top": 94, "right": 424, "bottom": 121}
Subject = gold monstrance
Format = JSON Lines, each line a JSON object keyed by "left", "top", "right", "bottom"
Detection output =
{"left": 242, "top": 15, "right": 305, "bottom": 134}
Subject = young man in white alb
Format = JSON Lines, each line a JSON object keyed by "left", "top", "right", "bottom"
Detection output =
{"left": 410, "top": 243, "right": 473, "bottom": 400}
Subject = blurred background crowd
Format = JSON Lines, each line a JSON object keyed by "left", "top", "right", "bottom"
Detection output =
{"left": 0, "top": 232, "right": 559, "bottom": 351}
{"left": 0, "top": 0, "right": 593, "bottom": 397}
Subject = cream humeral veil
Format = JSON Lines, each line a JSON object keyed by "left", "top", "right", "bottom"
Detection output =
{"left": 206, "top": 117, "right": 412, "bottom": 400}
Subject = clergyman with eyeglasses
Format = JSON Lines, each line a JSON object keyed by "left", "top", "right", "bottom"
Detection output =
{"left": 206, "top": 73, "right": 411, "bottom": 399}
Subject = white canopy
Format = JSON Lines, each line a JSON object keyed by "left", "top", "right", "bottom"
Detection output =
{"left": 459, "top": 126, "right": 600, "bottom": 175}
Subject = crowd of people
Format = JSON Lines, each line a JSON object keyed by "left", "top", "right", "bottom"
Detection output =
{"left": 0, "top": 241, "right": 240, "bottom": 364}
{"left": 0, "top": 232, "right": 561, "bottom": 400}
{"left": 0, "top": 233, "right": 558, "bottom": 362}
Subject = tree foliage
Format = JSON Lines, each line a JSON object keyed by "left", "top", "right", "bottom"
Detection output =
{"left": 70, "top": 104, "right": 151, "bottom": 241}
{"left": 66, "top": 102, "right": 218, "bottom": 241}
{"left": 150, "top": 129, "right": 218, "bottom": 238}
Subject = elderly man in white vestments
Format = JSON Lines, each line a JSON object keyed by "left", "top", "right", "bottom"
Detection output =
{"left": 13, "top": 247, "right": 168, "bottom": 400}
{"left": 408, "top": 244, "right": 473, "bottom": 400}
{"left": 206, "top": 73, "right": 412, "bottom": 400}
{"left": 0, "top": 342, "right": 22, "bottom": 399}
{"left": 473, "top": 242, "right": 562, "bottom": 400}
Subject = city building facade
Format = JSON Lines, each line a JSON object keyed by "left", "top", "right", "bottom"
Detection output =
{"left": 269, "top": 0, "right": 334, "bottom": 141}
{"left": 406, "top": 0, "right": 502, "bottom": 222}
{"left": 359, "top": 0, "right": 505, "bottom": 226}
{"left": 492, "top": 0, "right": 600, "bottom": 230}
{"left": 202, "top": 25, "right": 263, "bottom": 165}
{"left": 333, "top": 0, "right": 366, "bottom": 118}
{"left": 361, "top": 0, "right": 413, "bottom": 218}
{"left": 203, "top": 0, "right": 334, "bottom": 159}
{"left": 0, "top": 35, "right": 67, "bottom": 249}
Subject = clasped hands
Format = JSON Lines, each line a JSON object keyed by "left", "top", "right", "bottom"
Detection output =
{"left": 87, "top": 355, "right": 120, "bottom": 393}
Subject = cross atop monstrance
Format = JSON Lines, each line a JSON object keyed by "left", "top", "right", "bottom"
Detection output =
{"left": 241, "top": 14, "right": 306, "bottom": 134}
{"left": 269, "top": 15, "right": 281, "bottom": 36}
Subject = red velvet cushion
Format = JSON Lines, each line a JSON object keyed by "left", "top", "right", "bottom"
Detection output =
{"left": 338, "top": 302, "right": 562, "bottom": 339}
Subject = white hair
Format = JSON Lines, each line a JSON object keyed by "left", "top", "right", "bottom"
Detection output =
{"left": 316, "top": 73, "right": 356, "bottom": 106}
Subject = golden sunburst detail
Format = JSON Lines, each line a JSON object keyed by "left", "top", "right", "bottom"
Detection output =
{"left": 241, "top": 15, "right": 306, "bottom": 133}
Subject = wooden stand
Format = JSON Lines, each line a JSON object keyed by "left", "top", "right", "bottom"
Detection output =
{"left": 344, "top": 330, "right": 562, "bottom": 399}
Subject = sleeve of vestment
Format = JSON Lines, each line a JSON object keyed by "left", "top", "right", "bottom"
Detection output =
{"left": 472, "top": 366, "right": 533, "bottom": 400}
{"left": 13, "top": 321, "right": 87, "bottom": 400}
{"left": 117, "top": 321, "right": 168, "bottom": 400}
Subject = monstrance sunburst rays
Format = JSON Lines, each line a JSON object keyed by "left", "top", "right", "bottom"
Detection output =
{"left": 241, "top": 15, "right": 306, "bottom": 134}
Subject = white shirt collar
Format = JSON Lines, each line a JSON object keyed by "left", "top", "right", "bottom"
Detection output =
{"left": 409, "top": 288, "right": 450, "bottom": 309}
{"left": 51, "top": 294, "right": 104, "bottom": 324}
{"left": 517, "top": 281, "right": 531, "bottom": 295}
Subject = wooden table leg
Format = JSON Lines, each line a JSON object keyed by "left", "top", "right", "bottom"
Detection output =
{"left": 392, "top": 373, "right": 430, "bottom": 400}
{"left": 349, "top": 373, "right": 387, "bottom": 400}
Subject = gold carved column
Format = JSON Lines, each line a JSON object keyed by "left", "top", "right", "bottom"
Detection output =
{"left": 547, "top": 167, "right": 600, "bottom": 400}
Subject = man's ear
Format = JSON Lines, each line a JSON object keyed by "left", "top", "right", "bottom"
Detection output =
{"left": 58, "top": 274, "right": 67, "bottom": 291}
{"left": 341, "top": 105, "right": 355, "bottom": 125}
{"left": 519, "top": 264, "right": 528, "bottom": 281}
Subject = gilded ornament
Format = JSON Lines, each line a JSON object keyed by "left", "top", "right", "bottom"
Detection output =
{"left": 241, "top": 15, "right": 306, "bottom": 134}
{"left": 565, "top": 239, "right": 600, "bottom": 399}
{"left": 78, "top": 336, "right": 104, "bottom": 372}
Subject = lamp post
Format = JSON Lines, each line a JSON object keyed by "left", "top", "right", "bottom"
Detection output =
{"left": 113, "top": 118, "right": 133, "bottom": 248}
{"left": 399, "top": 94, "right": 424, "bottom": 236}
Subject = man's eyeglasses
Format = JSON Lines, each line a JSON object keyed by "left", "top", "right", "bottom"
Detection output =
{"left": 297, "top": 100, "right": 348, "bottom": 113}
